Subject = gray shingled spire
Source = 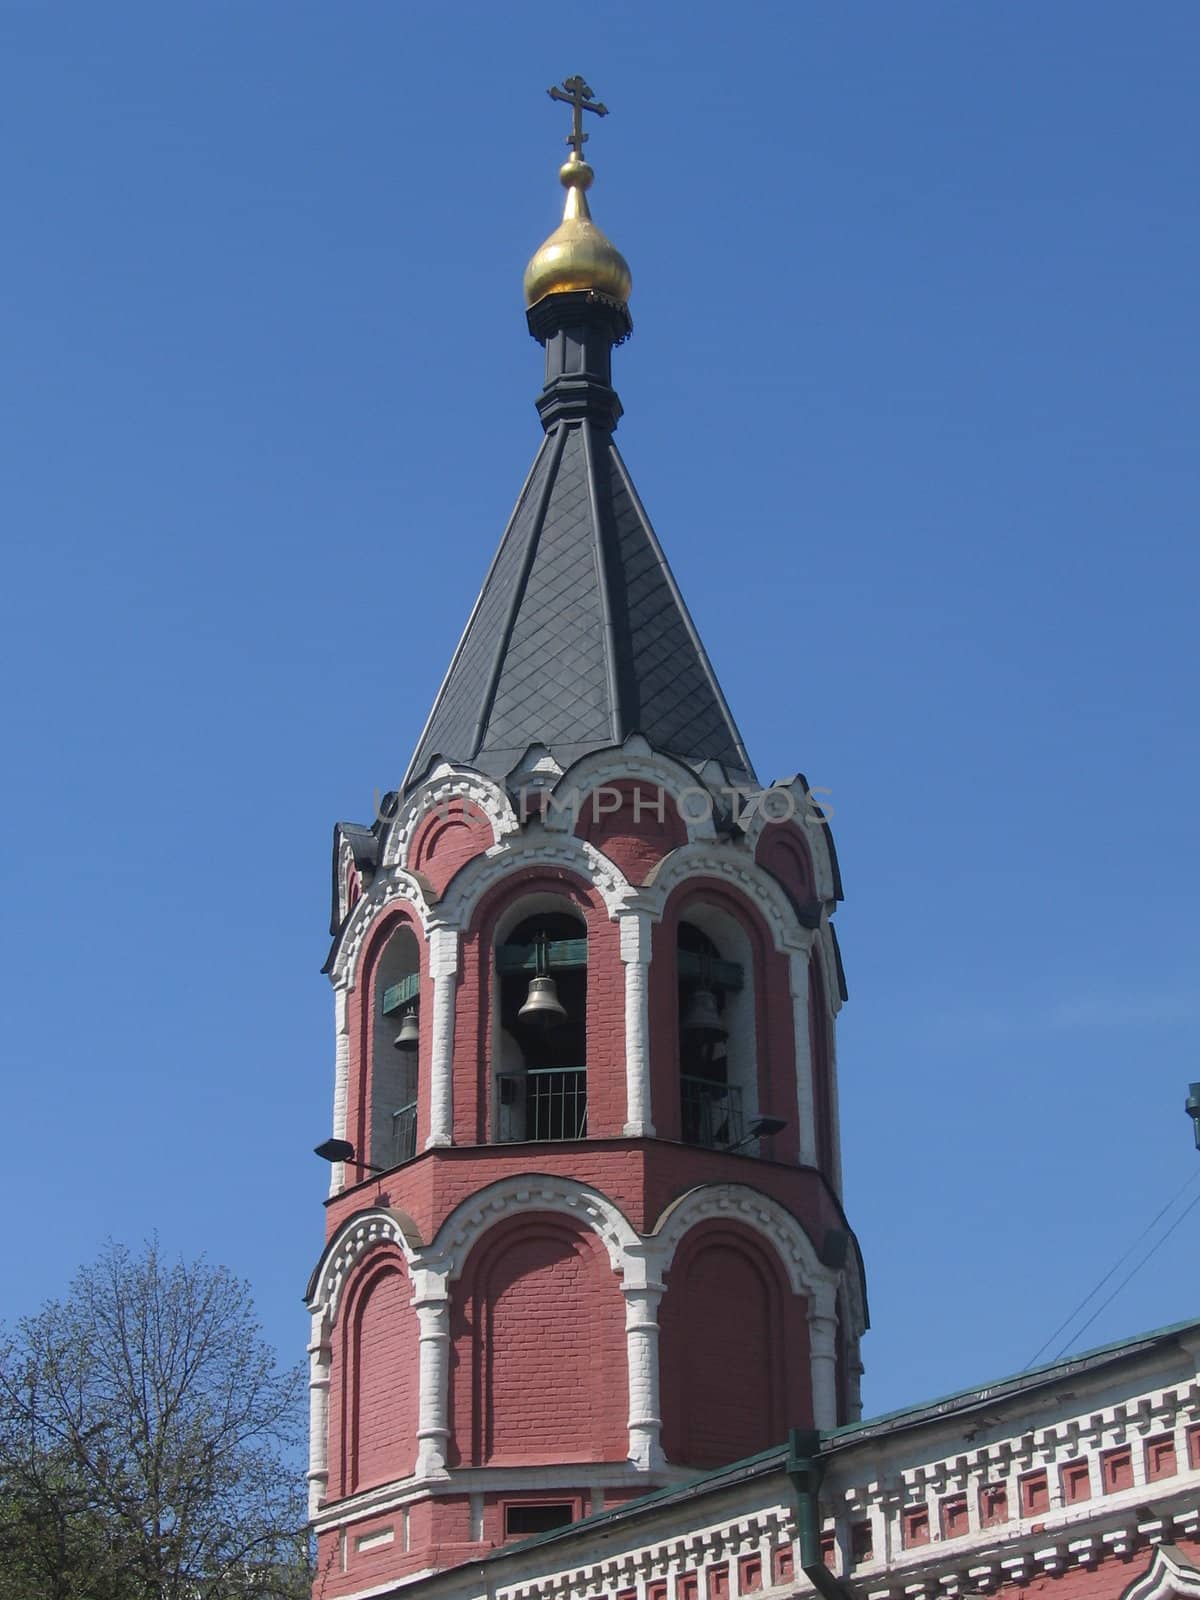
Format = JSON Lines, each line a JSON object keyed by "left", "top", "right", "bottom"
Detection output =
{"left": 404, "top": 290, "right": 756, "bottom": 792}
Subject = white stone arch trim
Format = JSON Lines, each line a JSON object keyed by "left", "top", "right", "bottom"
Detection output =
{"left": 430, "top": 1174, "right": 642, "bottom": 1278}
{"left": 647, "top": 1184, "right": 837, "bottom": 1306}
{"left": 435, "top": 831, "right": 635, "bottom": 930}
{"left": 546, "top": 738, "right": 720, "bottom": 843}
{"left": 811, "top": 923, "right": 842, "bottom": 1017}
{"left": 327, "top": 870, "right": 436, "bottom": 989}
{"left": 306, "top": 1206, "right": 426, "bottom": 1326}
{"left": 741, "top": 776, "right": 839, "bottom": 905}
{"left": 836, "top": 1249, "right": 869, "bottom": 1347}
{"left": 382, "top": 766, "right": 519, "bottom": 870}
{"left": 1122, "top": 1547, "right": 1200, "bottom": 1600}
{"left": 640, "top": 843, "right": 814, "bottom": 955}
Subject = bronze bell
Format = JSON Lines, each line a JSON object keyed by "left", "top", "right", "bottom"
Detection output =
{"left": 517, "top": 974, "right": 568, "bottom": 1028}
{"left": 392, "top": 1007, "right": 420, "bottom": 1052}
{"left": 680, "top": 986, "right": 727, "bottom": 1043}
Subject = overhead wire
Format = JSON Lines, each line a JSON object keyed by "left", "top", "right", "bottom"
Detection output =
{"left": 1051, "top": 1184, "right": 1200, "bottom": 1364}
{"left": 1023, "top": 1164, "right": 1200, "bottom": 1371}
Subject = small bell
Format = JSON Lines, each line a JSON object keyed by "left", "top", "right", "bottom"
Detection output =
{"left": 680, "top": 986, "right": 727, "bottom": 1043}
{"left": 518, "top": 974, "right": 568, "bottom": 1028}
{"left": 392, "top": 1007, "right": 420, "bottom": 1052}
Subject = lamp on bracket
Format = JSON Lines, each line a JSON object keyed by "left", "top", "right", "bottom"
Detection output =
{"left": 313, "top": 1137, "right": 386, "bottom": 1175}
{"left": 725, "top": 1114, "right": 788, "bottom": 1155}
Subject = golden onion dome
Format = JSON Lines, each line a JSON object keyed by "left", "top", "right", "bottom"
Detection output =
{"left": 523, "top": 156, "right": 632, "bottom": 310}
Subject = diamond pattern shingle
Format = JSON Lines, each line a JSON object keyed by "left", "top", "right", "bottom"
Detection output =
{"left": 405, "top": 419, "right": 754, "bottom": 788}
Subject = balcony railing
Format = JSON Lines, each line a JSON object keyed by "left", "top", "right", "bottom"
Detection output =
{"left": 391, "top": 1101, "right": 418, "bottom": 1166}
{"left": 496, "top": 1067, "right": 587, "bottom": 1142}
{"left": 680, "top": 1075, "right": 743, "bottom": 1150}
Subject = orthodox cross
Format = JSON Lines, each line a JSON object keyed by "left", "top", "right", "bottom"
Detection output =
{"left": 547, "top": 74, "right": 608, "bottom": 158}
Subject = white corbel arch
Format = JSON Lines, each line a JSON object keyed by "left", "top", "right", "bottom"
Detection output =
{"left": 546, "top": 738, "right": 721, "bottom": 844}
{"left": 647, "top": 1183, "right": 836, "bottom": 1304}
{"left": 810, "top": 924, "right": 842, "bottom": 1016}
{"left": 740, "top": 777, "right": 839, "bottom": 905}
{"left": 435, "top": 832, "right": 634, "bottom": 930}
{"left": 431, "top": 1174, "right": 641, "bottom": 1278}
{"left": 382, "top": 766, "right": 519, "bottom": 870}
{"left": 306, "top": 1206, "right": 426, "bottom": 1325}
{"left": 1122, "top": 1546, "right": 1200, "bottom": 1600}
{"left": 327, "top": 870, "right": 436, "bottom": 989}
{"left": 641, "top": 843, "right": 813, "bottom": 955}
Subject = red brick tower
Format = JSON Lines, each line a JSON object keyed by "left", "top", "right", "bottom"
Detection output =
{"left": 307, "top": 79, "right": 866, "bottom": 1596}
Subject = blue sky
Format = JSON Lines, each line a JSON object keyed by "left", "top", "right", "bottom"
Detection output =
{"left": 1, "top": 1, "right": 1197, "bottom": 1419}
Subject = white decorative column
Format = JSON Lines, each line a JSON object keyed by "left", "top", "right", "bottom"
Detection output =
{"left": 330, "top": 985, "right": 351, "bottom": 1193}
{"left": 809, "top": 1289, "right": 840, "bottom": 1431}
{"left": 306, "top": 1311, "right": 332, "bottom": 1518}
{"left": 410, "top": 1263, "right": 452, "bottom": 1478}
{"left": 789, "top": 948, "right": 818, "bottom": 1168}
{"left": 622, "top": 1251, "right": 666, "bottom": 1470}
{"left": 426, "top": 927, "right": 459, "bottom": 1149}
{"left": 620, "top": 911, "right": 655, "bottom": 1138}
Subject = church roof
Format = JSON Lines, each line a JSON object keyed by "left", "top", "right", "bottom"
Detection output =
{"left": 405, "top": 417, "right": 756, "bottom": 789}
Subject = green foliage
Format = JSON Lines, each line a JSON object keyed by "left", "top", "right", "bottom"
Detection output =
{"left": 0, "top": 1242, "right": 311, "bottom": 1600}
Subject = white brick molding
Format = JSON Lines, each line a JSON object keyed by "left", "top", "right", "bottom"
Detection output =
{"left": 740, "top": 774, "right": 840, "bottom": 905}
{"left": 489, "top": 1492, "right": 797, "bottom": 1600}
{"left": 306, "top": 1308, "right": 332, "bottom": 1518}
{"left": 425, "top": 926, "right": 460, "bottom": 1150}
{"left": 330, "top": 986, "right": 351, "bottom": 1194}
{"left": 430, "top": 1174, "right": 642, "bottom": 1276}
{"left": 639, "top": 844, "right": 814, "bottom": 956}
{"left": 648, "top": 1182, "right": 847, "bottom": 1342}
{"left": 307, "top": 1207, "right": 425, "bottom": 1327}
{"left": 823, "top": 1377, "right": 1200, "bottom": 1597}
{"left": 410, "top": 1265, "right": 453, "bottom": 1481}
{"left": 382, "top": 767, "right": 519, "bottom": 869}
{"left": 336, "top": 838, "right": 368, "bottom": 929}
{"left": 620, "top": 910, "right": 655, "bottom": 1137}
{"left": 543, "top": 739, "right": 720, "bottom": 843}
{"left": 328, "top": 870, "right": 435, "bottom": 989}
{"left": 1122, "top": 1544, "right": 1200, "bottom": 1600}
{"left": 434, "top": 831, "right": 634, "bottom": 927}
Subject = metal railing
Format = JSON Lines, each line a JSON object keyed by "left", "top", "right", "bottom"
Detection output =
{"left": 391, "top": 1101, "right": 418, "bottom": 1165}
{"left": 680, "top": 1075, "right": 743, "bottom": 1150}
{"left": 496, "top": 1067, "right": 587, "bottom": 1142}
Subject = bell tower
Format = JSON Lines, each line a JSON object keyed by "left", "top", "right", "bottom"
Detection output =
{"left": 307, "top": 77, "right": 866, "bottom": 1598}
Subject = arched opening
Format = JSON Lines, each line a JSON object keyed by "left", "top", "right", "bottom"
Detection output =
{"left": 494, "top": 906, "right": 587, "bottom": 1143}
{"left": 371, "top": 925, "right": 421, "bottom": 1169}
{"left": 676, "top": 907, "right": 758, "bottom": 1151}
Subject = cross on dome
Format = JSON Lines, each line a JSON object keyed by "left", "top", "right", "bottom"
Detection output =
{"left": 547, "top": 73, "right": 609, "bottom": 158}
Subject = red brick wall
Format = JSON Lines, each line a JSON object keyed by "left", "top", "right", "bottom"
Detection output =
{"left": 575, "top": 781, "right": 687, "bottom": 884}
{"left": 409, "top": 799, "right": 494, "bottom": 896}
{"left": 449, "top": 1212, "right": 627, "bottom": 1467}
{"left": 659, "top": 1221, "right": 811, "bottom": 1467}
{"left": 1007, "top": 1544, "right": 1200, "bottom": 1600}
{"left": 323, "top": 1142, "right": 844, "bottom": 1275}
{"left": 755, "top": 821, "right": 816, "bottom": 907}
{"left": 330, "top": 1250, "right": 419, "bottom": 1496}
